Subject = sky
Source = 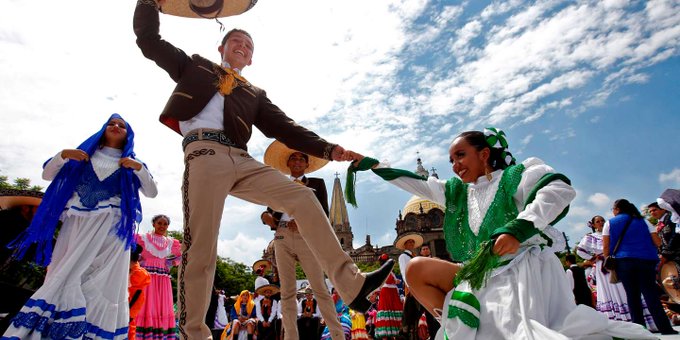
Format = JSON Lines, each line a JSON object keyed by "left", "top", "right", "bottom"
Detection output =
{"left": 1, "top": 0, "right": 679, "bottom": 267}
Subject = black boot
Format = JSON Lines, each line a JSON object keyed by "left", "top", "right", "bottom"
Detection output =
{"left": 348, "top": 259, "right": 395, "bottom": 313}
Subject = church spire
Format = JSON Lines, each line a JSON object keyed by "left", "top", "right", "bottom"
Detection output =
{"left": 330, "top": 175, "right": 353, "bottom": 251}
{"left": 415, "top": 151, "right": 429, "bottom": 177}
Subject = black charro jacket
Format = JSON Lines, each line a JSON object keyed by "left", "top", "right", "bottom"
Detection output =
{"left": 266, "top": 176, "right": 329, "bottom": 228}
{"left": 133, "top": 1, "right": 335, "bottom": 159}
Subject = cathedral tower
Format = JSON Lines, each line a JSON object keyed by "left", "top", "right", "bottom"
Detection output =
{"left": 329, "top": 174, "right": 354, "bottom": 251}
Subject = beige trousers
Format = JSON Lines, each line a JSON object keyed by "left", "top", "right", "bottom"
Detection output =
{"left": 178, "top": 140, "right": 364, "bottom": 340}
{"left": 274, "top": 225, "right": 345, "bottom": 340}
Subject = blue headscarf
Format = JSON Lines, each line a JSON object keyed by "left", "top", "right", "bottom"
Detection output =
{"left": 11, "top": 113, "right": 143, "bottom": 265}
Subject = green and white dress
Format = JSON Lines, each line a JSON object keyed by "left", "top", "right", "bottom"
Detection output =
{"left": 355, "top": 157, "right": 655, "bottom": 340}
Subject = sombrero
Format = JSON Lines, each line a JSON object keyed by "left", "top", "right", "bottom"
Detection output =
{"left": 0, "top": 188, "right": 43, "bottom": 210}
{"left": 394, "top": 232, "right": 424, "bottom": 250}
{"left": 255, "top": 284, "right": 280, "bottom": 297}
{"left": 658, "top": 189, "right": 680, "bottom": 224}
{"left": 252, "top": 259, "right": 272, "bottom": 273}
{"left": 160, "top": 0, "right": 257, "bottom": 19}
{"left": 661, "top": 261, "right": 680, "bottom": 304}
{"left": 263, "top": 140, "right": 329, "bottom": 176}
{"left": 297, "top": 286, "right": 313, "bottom": 295}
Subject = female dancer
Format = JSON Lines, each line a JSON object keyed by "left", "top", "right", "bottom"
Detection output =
{"left": 374, "top": 254, "right": 402, "bottom": 339}
{"left": 347, "top": 128, "right": 655, "bottom": 339}
{"left": 4, "top": 114, "right": 157, "bottom": 339}
{"left": 135, "top": 214, "right": 181, "bottom": 339}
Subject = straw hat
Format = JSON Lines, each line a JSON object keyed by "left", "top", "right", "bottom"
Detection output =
{"left": 160, "top": 0, "right": 257, "bottom": 19}
{"left": 0, "top": 188, "right": 43, "bottom": 210}
{"left": 255, "top": 284, "right": 280, "bottom": 297}
{"left": 263, "top": 140, "right": 329, "bottom": 176}
{"left": 394, "top": 232, "right": 424, "bottom": 250}
{"left": 297, "top": 286, "right": 313, "bottom": 295}
{"left": 252, "top": 259, "right": 272, "bottom": 273}
{"left": 661, "top": 261, "right": 680, "bottom": 305}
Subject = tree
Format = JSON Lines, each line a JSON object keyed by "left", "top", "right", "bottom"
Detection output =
{"left": 166, "top": 230, "right": 256, "bottom": 300}
{"left": 13, "top": 178, "right": 31, "bottom": 190}
{"left": 0, "top": 175, "right": 9, "bottom": 188}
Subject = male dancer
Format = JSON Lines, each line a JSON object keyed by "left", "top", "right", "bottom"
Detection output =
{"left": 260, "top": 141, "right": 345, "bottom": 340}
{"left": 133, "top": 2, "right": 394, "bottom": 338}
{"left": 396, "top": 232, "right": 423, "bottom": 339}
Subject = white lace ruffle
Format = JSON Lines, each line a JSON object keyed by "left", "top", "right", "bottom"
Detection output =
{"left": 140, "top": 233, "right": 173, "bottom": 258}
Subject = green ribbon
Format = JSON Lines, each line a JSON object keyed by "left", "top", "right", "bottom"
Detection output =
{"left": 345, "top": 157, "right": 380, "bottom": 208}
{"left": 345, "top": 157, "right": 426, "bottom": 208}
{"left": 484, "top": 127, "right": 516, "bottom": 166}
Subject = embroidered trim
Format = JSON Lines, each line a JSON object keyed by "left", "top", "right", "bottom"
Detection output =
{"left": 142, "top": 232, "right": 173, "bottom": 259}
{"left": 323, "top": 144, "right": 335, "bottom": 160}
{"left": 178, "top": 148, "right": 215, "bottom": 338}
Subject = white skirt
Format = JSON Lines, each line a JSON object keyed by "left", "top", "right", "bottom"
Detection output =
{"left": 437, "top": 246, "right": 657, "bottom": 340}
{"left": 3, "top": 212, "right": 131, "bottom": 339}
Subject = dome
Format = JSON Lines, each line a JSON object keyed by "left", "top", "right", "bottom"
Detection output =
{"left": 402, "top": 195, "right": 444, "bottom": 216}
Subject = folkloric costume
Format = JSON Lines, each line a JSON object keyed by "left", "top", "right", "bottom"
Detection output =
{"left": 321, "top": 294, "right": 352, "bottom": 340}
{"left": 262, "top": 141, "right": 345, "bottom": 340}
{"left": 223, "top": 290, "right": 257, "bottom": 340}
{"left": 215, "top": 291, "right": 229, "bottom": 329}
{"left": 374, "top": 258, "right": 403, "bottom": 338}
{"left": 254, "top": 284, "right": 279, "bottom": 340}
{"left": 347, "top": 128, "right": 656, "bottom": 339}
{"left": 4, "top": 113, "right": 157, "bottom": 339}
{"left": 134, "top": 2, "right": 376, "bottom": 337}
{"left": 349, "top": 309, "right": 369, "bottom": 340}
{"left": 395, "top": 233, "right": 424, "bottom": 338}
{"left": 134, "top": 231, "right": 181, "bottom": 338}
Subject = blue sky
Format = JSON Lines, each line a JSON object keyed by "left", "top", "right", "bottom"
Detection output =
{"left": 1, "top": 0, "right": 678, "bottom": 265}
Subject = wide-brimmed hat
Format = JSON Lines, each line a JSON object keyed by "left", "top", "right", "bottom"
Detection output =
{"left": 0, "top": 188, "right": 43, "bottom": 210}
{"left": 159, "top": 0, "right": 257, "bottom": 19}
{"left": 394, "top": 232, "right": 424, "bottom": 250}
{"left": 255, "top": 284, "right": 280, "bottom": 297}
{"left": 659, "top": 189, "right": 680, "bottom": 224}
{"left": 297, "top": 286, "right": 313, "bottom": 295}
{"left": 263, "top": 140, "right": 329, "bottom": 176}
{"left": 661, "top": 261, "right": 680, "bottom": 305}
{"left": 252, "top": 259, "right": 272, "bottom": 273}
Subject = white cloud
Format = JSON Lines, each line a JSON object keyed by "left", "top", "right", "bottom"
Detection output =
{"left": 660, "top": 168, "right": 680, "bottom": 186}
{"left": 217, "top": 233, "right": 270, "bottom": 266}
{"left": 588, "top": 193, "right": 611, "bottom": 208}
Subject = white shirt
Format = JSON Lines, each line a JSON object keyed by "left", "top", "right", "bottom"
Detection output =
{"left": 256, "top": 298, "right": 278, "bottom": 323}
{"left": 398, "top": 251, "right": 413, "bottom": 287}
{"left": 280, "top": 176, "right": 304, "bottom": 222}
{"left": 297, "top": 298, "right": 320, "bottom": 318}
{"left": 178, "top": 62, "right": 243, "bottom": 136}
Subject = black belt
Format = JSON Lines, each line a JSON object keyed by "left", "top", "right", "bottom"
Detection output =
{"left": 182, "top": 130, "right": 238, "bottom": 151}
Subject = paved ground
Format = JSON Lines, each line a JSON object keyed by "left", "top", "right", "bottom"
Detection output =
{"left": 657, "top": 325, "right": 680, "bottom": 339}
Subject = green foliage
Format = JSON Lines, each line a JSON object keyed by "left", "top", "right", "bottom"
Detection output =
{"left": 13, "top": 178, "right": 31, "bottom": 190}
{"left": 295, "top": 263, "right": 306, "bottom": 279}
{"left": 165, "top": 230, "right": 255, "bottom": 300}
{"left": 214, "top": 257, "right": 255, "bottom": 297}
{"left": 0, "top": 175, "right": 9, "bottom": 188}
{"left": 0, "top": 172, "right": 42, "bottom": 192}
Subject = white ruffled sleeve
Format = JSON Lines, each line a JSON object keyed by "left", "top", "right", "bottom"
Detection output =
{"left": 375, "top": 162, "right": 447, "bottom": 206}
{"left": 514, "top": 157, "right": 576, "bottom": 230}
{"left": 41, "top": 151, "right": 69, "bottom": 181}
{"left": 134, "top": 162, "right": 158, "bottom": 198}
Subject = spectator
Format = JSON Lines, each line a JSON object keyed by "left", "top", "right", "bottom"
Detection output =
{"left": 564, "top": 254, "right": 594, "bottom": 307}
{"left": 604, "top": 199, "right": 677, "bottom": 335}
{"left": 577, "top": 215, "right": 657, "bottom": 328}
